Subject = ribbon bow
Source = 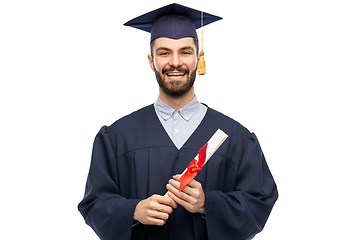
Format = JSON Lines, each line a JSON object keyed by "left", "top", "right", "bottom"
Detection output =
{"left": 179, "top": 143, "right": 208, "bottom": 191}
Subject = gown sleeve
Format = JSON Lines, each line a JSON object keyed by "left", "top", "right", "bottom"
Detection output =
{"left": 78, "top": 126, "right": 140, "bottom": 240}
{"left": 204, "top": 133, "right": 278, "bottom": 240}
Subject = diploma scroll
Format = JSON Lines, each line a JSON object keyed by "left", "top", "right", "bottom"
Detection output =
{"left": 165, "top": 128, "right": 228, "bottom": 195}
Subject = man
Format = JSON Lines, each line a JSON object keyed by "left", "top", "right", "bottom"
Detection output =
{"left": 78, "top": 3, "right": 278, "bottom": 240}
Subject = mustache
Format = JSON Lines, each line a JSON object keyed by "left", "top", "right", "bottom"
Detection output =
{"left": 162, "top": 66, "right": 189, "bottom": 75}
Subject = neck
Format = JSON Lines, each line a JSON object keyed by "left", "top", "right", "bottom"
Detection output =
{"left": 159, "top": 87, "right": 195, "bottom": 110}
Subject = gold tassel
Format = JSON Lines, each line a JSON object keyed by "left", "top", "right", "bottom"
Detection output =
{"left": 197, "top": 11, "right": 206, "bottom": 75}
{"left": 198, "top": 50, "right": 206, "bottom": 75}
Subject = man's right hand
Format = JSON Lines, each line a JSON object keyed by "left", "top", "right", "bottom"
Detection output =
{"left": 133, "top": 194, "right": 178, "bottom": 226}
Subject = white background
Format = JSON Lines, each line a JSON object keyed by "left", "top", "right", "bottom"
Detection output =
{"left": 1, "top": 0, "right": 359, "bottom": 239}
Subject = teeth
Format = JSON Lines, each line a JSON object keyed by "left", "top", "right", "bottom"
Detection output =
{"left": 167, "top": 73, "right": 184, "bottom": 76}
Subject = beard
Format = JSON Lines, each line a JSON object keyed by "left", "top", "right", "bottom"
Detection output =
{"left": 155, "top": 65, "right": 197, "bottom": 97}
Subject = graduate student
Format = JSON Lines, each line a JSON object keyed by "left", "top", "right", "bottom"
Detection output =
{"left": 78, "top": 3, "right": 278, "bottom": 240}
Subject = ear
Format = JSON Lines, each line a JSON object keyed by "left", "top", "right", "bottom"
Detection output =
{"left": 148, "top": 54, "right": 155, "bottom": 72}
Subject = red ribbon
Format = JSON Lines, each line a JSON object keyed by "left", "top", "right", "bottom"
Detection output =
{"left": 179, "top": 143, "right": 208, "bottom": 191}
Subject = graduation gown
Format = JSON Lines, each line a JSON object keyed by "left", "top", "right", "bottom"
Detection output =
{"left": 78, "top": 105, "right": 278, "bottom": 240}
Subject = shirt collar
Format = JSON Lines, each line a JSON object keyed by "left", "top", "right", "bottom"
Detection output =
{"left": 154, "top": 97, "right": 175, "bottom": 121}
{"left": 154, "top": 96, "right": 201, "bottom": 122}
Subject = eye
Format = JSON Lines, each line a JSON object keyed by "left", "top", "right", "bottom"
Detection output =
{"left": 181, "top": 49, "right": 194, "bottom": 55}
{"left": 157, "top": 51, "right": 170, "bottom": 56}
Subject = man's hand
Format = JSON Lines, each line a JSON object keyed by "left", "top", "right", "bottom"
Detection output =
{"left": 133, "top": 194, "right": 177, "bottom": 226}
{"left": 166, "top": 174, "right": 206, "bottom": 215}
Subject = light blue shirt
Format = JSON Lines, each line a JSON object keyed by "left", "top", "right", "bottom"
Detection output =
{"left": 154, "top": 96, "right": 207, "bottom": 149}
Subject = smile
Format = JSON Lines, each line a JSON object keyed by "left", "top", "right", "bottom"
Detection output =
{"left": 166, "top": 72, "right": 186, "bottom": 77}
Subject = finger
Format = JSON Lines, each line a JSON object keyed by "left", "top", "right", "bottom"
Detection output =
{"left": 168, "top": 179, "right": 192, "bottom": 195}
{"left": 172, "top": 175, "right": 200, "bottom": 190}
{"left": 172, "top": 174, "right": 181, "bottom": 181}
{"left": 167, "top": 191, "right": 195, "bottom": 212}
{"left": 169, "top": 179, "right": 194, "bottom": 196}
{"left": 166, "top": 182, "right": 179, "bottom": 195}
{"left": 146, "top": 214, "right": 167, "bottom": 226}
{"left": 168, "top": 178, "right": 180, "bottom": 189}
{"left": 152, "top": 219, "right": 166, "bottom": 226}
{"left": 145, "top": 205, "right": 172, "bottom": 226}
{"left": 148, "top": 209, "right": 170, "bottom": 221}
{"left": 156, "top": 195, "right": 178, "bottom": 209}
{"left": 135, "top": 199, "right": 170, "bottom": 226}
{"left": 166, "top": 191, "right": 187, "bottom": 205}
{"left": 187, "top": 179, "right": 200, "bottom": 188}
{"left": 152, "top": 204, "right": 173, "bottom": 215}
{"left": 167, "top": 182, "right": 192, "bottom": 203}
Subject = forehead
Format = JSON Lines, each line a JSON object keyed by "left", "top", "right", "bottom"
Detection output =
{"left": 152, "top": 37, "right": 196, "bottom": 51}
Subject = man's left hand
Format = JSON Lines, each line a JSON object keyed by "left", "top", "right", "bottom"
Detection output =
{"left": 166, "top": 174, "right": 205, "bottom": 215}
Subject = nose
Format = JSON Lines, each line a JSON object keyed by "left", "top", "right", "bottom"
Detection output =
{"left": 169, "top": 53, "right": 182, "bottom": 67}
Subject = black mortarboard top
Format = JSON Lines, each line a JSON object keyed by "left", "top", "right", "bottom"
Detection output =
{"left": 124, "top": 3, "right": 222, "bottom": 42}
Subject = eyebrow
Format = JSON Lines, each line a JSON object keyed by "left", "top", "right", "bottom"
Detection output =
{"left": 180, "top": 46, "right": 195, "bottom": 52}
{"left": 156, "top": 47, "right": 171, "bottom": 53}
{"left": 156, "top": 46, "right": 195, "bottom": 53}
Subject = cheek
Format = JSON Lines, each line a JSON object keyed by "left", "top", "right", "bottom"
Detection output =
{"left": 153, "top": 57, "right": 166, "bottom": 72}
{"left": 189, "top": 56, "right": 198, "bottom": 70}
{"left": 154, "top": 62, "right": 161, "bottom": 72}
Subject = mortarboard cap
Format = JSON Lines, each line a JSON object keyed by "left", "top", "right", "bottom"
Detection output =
{"left": 124, "top": 3, "right": 222, "bottom": 42}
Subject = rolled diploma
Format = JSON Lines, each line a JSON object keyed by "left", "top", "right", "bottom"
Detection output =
{"left": 165, "top": 128, "right": 228, "bottom": 196}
